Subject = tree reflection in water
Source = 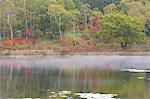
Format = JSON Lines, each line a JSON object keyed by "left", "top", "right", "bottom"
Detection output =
{"left": 0, "top": 56, "right": 150, "bottom": 98}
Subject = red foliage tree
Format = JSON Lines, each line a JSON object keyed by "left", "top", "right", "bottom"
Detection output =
{"left": 78, "top": 17, "right": 100, "bottom": 33}
{"left": 22, "top": 28, "right": 33, "bottom": 36}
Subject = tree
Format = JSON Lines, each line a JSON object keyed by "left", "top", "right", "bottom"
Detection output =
{"left": 79, "top": 4, "right": 91, "bottom": 29}
{"left": 103, "top": 3, "right": 118, "bottom": 14}
{"left": 118, "top": 0, "right": 146, "bottom": 24}
{"left": 66, "top": 9, "right": 81, "bottom": 46}
{"left": 0, "top": 0, "right": 18, "bottom": 40}
{"left": 65, "top": 0, "right": 75, "bottom": 10}
{"left": 144, "top": 1, "right": 150, "bottom": 36}
{"left": 48, "top": 2, "right": 68, "bottom": 38}
{"left": 145, "top": 17, "right": 150, "bottom": 36}
{"left": 74, "top": 0, "right": 120, "bottom": 10}
{"left": 99, "top": 13, "right": 145, "bottom": 47}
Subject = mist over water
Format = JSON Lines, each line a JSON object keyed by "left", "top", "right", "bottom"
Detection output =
{"left": 0, "top": 55, "right": 150, "bottom": 98}
{"left": 0, "top": 55, "right": 150, "bottom": 69}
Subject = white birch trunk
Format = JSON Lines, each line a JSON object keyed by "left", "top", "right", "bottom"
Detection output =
{"left": 7, "top": 14, "right": 13, "bottom": 40}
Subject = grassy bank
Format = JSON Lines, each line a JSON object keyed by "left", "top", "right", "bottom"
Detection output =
{"left": 1, "top": 39, "right": 150, "bottom": 56}
{"left": 1, "top": 49, "right": 150, "bottom": 56}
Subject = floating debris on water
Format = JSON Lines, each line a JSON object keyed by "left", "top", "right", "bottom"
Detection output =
{"left": 48, "top": 90, "right": 118, "bottom": 99}
{"left": 74, "top": 93, "right": 118, "bottom": 99}
{"left": 58, "top": 91, "right": 71, "bottom": 95}
{"left": 137, "top": 77, "right": 145, "bottom": 79}
{"left": 121, "top": 69, "right": 150, "bottom": 73}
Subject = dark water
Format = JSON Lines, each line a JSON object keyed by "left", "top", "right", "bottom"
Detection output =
{"left": 0, "top": 55, "right": 150, "bottom": 99}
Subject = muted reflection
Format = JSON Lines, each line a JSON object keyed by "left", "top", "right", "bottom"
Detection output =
{"left": 145, "top": 69, "right": 150, "bottom": 80}
{"left": 0, "top": 66, "right": 103, "bottom": 98}
{"left": 0, "top": 55, "right": 150, "bottom": 98}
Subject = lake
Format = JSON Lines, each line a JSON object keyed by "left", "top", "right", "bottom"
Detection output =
{"left": 0, "top": 55, "right": 150, "bottom": 99}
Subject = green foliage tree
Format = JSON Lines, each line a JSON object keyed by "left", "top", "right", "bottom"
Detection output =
{"left": 0, "top": 0, "right": 19, "bottom": 40}
{"left": 74, "top": 0, "right": 120, "bottom": 10}
{"left": 100, "top": 13, "right": 145, "bottom": 47}
{"left": 48, "top": 2, "right": 68, "bottom": 38}
{"left": 79, "top": 4, "right": 91, "bottom": 29}
{"left": 103, "top": 3, "right": 118, "bottom": 14}
{"left": 118, "top": 0, "right": 149, "bottom": 24}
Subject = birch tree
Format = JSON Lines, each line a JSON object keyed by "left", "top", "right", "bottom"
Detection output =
{"left": 48, "top": 3, "right": 68, "bottom": 38}
{"left": 0, "top": 0, "right": 16, "bottom": 40}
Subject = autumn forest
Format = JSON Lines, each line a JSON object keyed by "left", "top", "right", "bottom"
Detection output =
{"left": 0, "top": 0, "right": 150, "bottom": 53}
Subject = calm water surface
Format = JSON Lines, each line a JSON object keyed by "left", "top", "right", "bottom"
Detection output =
{"left": 0, "top": 55, "right": 150, "bottom": 99}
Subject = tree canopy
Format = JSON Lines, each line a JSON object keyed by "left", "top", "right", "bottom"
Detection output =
{"left": 0, "top": 0, "right": 149, "bottom": 50}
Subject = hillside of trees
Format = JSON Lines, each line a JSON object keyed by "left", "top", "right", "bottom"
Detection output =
{"left": 0, "top": 0, "right": 150, "bottom": 52}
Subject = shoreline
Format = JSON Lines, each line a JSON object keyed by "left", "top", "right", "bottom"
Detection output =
{"left": 0, "top": 49, "right": 150, "bottom": 56}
